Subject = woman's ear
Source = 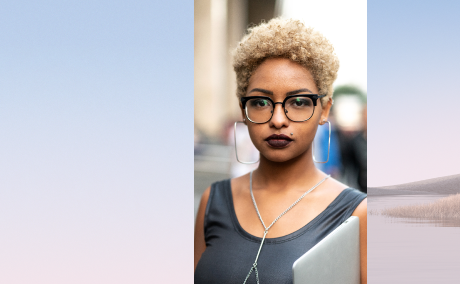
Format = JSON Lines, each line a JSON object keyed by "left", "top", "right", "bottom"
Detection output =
{"left": 319, "top": 98, "right": 333, "bottom": 124}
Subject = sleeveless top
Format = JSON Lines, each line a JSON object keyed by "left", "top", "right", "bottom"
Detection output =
{"left": 194, "top": 179, "right": 367, "bottom": 284}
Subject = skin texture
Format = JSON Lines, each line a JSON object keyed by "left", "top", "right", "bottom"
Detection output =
{"left": 194, "top": 58, "right": 367, "bottom": 283}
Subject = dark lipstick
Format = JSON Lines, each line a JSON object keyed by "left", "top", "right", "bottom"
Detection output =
{"left": 265, "top": 134, "right": 293, "bottom": 148}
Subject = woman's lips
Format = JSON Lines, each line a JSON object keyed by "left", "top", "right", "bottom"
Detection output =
{"left": 265, "top": 134, "right": 293, "bottom": 148}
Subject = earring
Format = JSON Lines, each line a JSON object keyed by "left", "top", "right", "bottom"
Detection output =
{"left": 313, "top": 120, "right": 331, "bottom": 163}
{"left": 234, "top": 121, "right": 260, "bottom": 164}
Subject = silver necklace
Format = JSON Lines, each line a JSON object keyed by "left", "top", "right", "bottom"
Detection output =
{"left": 243, "top": 171, "right": 330, "bottom": 284}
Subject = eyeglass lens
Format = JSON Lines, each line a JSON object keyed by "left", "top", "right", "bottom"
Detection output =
{"left": 246, "top": 96, "right": 315, "bottom": 123}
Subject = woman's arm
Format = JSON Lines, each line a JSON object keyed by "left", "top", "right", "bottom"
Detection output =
{"left": 194, "top": 186, "right": 211, "bottom": 271}
{"left": 352, "top": 198, "right": 367, "bottom": 284}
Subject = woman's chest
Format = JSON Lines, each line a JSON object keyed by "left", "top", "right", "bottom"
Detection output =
{"left": 195, "top": 231, "right": 315, "bottom": 284}
{"left": 232, "top": 190, "right": 338, "bottom": 238}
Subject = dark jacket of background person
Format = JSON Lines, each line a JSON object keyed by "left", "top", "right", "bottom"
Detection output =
{"left": 338, "top": 131, "right": 367, "bottom": 193}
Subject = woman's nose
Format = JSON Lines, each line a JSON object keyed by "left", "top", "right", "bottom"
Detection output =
{"left": 269, "top": 104, "right": 289, "bottom": 128}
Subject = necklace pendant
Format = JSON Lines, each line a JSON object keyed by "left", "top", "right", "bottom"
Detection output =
{"left": 243, "top": 263, "right": 259, "bottom": 284}
{"left": 242, "top": 231, "right": 268, "bottom": 284}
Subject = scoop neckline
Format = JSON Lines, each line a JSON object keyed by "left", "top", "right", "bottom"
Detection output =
{"left": 224, "top": 179, "right": 351, "bottom": 244}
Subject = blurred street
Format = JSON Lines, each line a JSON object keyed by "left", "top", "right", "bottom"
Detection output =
{"left": 194, "top": 171, "right": 230, "bottom": 219}
{"left": 194, "top": 144, "right": 232, "bottom": 219}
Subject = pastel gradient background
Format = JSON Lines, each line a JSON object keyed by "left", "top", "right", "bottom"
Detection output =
{"left": 368, "top": 0, "right": 460, "bottom": 187}
{"left": 0, "top": 1, "right": 193, "bottom": 283}
{"left": 3, "top": 0, "right": 460, "bottom": 283}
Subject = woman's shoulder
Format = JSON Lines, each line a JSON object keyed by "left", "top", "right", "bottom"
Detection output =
{"left": 335, "top": 185, "right": 367, "bottom": 206}
{"left": 199, "top": 177, "right": 234, "bottom": 209}
{"left": 322, "top": 175, "right": 366, "bottom": 198}
{"left": 333, "top": 183, "right": 367, "bottom": 218}
{"left": 323, "top": 175, "right": 348, "bottom": 191}
{"left": 317, "top": 176, "right": 366, "bottom": 213}
{"left": 210, "top": 178, "right": 232, "bottom": 189}
{"left": 314, "top": 175, "right": 349, "bottom": 202}
{"left": 317, "top": 178, "right": 366, "bottom": 225}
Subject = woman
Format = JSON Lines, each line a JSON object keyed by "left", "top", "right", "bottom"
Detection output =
{"left": 194, "top": 18, "right": 367, "bottom": 284}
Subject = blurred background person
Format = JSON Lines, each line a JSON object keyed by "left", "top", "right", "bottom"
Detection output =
{"left": 332, "top": 85, "right": 367, "bottom": 192}
{"left": 349, "top": 105, "right": 367, "bottom": 192}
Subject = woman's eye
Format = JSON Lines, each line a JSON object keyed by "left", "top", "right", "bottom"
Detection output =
{"left": 250, "top": 99, "right": 270, "bottom": 107}
{"left": 291, "top": 98, "right": 311, "bottom": 107}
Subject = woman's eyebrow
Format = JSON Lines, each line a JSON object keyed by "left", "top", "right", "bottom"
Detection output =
{"left": 248, "top": 88, "right": 273, "bottom": 95}
{"left": 286, "top": 88, "right": 313, "bottom": 96}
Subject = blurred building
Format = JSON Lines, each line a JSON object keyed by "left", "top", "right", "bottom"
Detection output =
{"left": 194, "top": 0, "right": 280, "bottom": 141}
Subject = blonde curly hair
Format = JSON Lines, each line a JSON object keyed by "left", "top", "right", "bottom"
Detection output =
{"left": 233, "top": 18, "right": 339, "bottom": 106}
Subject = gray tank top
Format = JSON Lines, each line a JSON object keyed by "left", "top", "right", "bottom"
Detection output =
{"left": 195, "top": 179, "right": 366, "bottom": 284}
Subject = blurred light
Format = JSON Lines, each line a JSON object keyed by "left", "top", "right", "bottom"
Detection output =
{"left": 334, "top": 96, "right": 363, "bottom": 131}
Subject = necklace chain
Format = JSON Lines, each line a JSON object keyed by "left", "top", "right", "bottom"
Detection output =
{"left": 243, "top": 171, "right": 330, "bottom": 284}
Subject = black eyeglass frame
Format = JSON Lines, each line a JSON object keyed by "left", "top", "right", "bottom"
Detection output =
{"left": 240, "top": 94, "right": 326, "bottom": 124}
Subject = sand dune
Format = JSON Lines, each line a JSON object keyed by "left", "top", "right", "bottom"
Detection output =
{"left": 368, "top": 174, "right": 460, "bottom": 196}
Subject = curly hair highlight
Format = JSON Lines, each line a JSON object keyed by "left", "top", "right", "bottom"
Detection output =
{"left": 233, "top": 18, "right": 339, "bottom": 106}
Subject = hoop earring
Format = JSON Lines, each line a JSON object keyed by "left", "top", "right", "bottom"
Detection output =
{"left": 234, "top": 121, "right": 260, "bottom": 164}
{"left": 313, "top": 120, "right": 331, "bottom": 163}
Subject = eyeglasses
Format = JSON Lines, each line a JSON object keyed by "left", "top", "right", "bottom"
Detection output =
{"left": 240, "top": 94, "right": 325, "bottom": 124}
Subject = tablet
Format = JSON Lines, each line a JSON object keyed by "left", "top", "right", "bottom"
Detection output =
{"left": 292, "top": 216, "right": 360, "bottom": 284}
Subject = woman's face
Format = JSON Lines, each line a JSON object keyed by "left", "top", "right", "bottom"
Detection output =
{"left": 241, "top": 57, "right": 331, "bottom": 163}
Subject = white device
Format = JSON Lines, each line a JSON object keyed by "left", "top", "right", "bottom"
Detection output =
{"left": 292, "top": 216, "right": 361, "bottom": 284}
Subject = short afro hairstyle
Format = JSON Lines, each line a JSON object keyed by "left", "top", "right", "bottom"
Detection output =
{"left": 233, "top": 18, "right": 339, "bottom": 106}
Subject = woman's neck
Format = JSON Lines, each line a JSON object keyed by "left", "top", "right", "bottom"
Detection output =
{"left": 253, "top": 150, "right": 324, "bottom": 192}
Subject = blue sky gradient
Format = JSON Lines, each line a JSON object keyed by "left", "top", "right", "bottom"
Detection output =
{"left": 368, "top": 0, "right": 460, "bottom": 186}
{"left": 0, "top": 1, "right": 193, "bottom": 282}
